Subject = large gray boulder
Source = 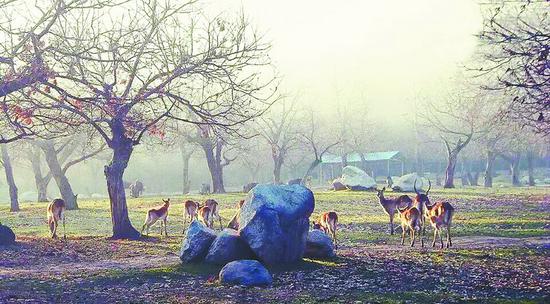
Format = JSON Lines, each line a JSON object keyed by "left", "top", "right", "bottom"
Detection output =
{"left": 304, "top": 229, "right": 335, "bottom": 259}
{"left": 392, "top": 173, "right": 424, "bottom": 192}
{"left": 205, "top": 229, "right": 255, "bottom": 265}
{"left": 239, "top": 184, "right": 314, "bottom": 265}
{"left": 340, "top": 166, "right": 376, "bottom": 191}
{"left": 0, "top": 224, "right": 15, "bottom": 246}
{"left": 179, "top": 220, "right": 217, "bottom": 263}
{"left": 219, "top": 260, "right": 273, "bottom": 287}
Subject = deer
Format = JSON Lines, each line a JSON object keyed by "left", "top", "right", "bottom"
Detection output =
{"left": 413, "top": 179, "right": 432, "bottom": 247}
{"left": 397, "top": 206, "right": 422, "bottom": 247}
{"left": 312, "top": 211, "right": 338, "bottom": 249}
{"left": 140, "top": 198, "right": 170, "bottom": 237}
{"left": 183, "top": 200, "right": 199, "bottom": 233}
{"left": 198, "top": 205, "right": 213, "bottom": 228}
{"left": 204, "top": 199, "right": 223, "bottom": 229}
{"left": 227, "top": 199, "right": 245, "bottom": 230}
{"left": 47, "top": 198, "right": 66, "bottom": 239}
{"left": 425, "top": 201, "right": 455, "bottom": 249}
{"left": 375, "top": 187, "right": 413, "bottom": 235}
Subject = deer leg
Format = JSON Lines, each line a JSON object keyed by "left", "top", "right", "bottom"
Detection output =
{"left": 164, "top": 218, "right": 168, "bottom": 236}
{"left": 62, "top": 214, "right": 66, "bottom": 240}
{"left": 401, "top": 226, "right": 406, "bottom": 245}
{"left": 389, "top": 214, "right": 394, "bottom": 235}
{"left": 420, "top": 218, "right": 425, "bottom": 247}
{"left": 432, "top": 228, "right": 437, "bottom": 247}
{"left": 52, "top": 219, "right": 58, "bottom": 239}
{"left": 447, "top": 225, "right": 452, "bottom": 247}
{"left": 410, "top": 229, "right": 415, "bottom": 247}
{"left": 439, "top": 229, "right": 444, "bottom": 249}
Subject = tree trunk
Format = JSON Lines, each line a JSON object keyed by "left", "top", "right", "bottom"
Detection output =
{"left": 484, "top": 151, "right": 496, "bottom": 187}
{"left": 104, "top": 122, "right": 140, "bottom": 240}
{"left": 40, "top": 140, "right": 78, "bottom": 209}
{"left": 29, "top": 146, "right": 50, "bottom": 202}
{"left": 1, "top": 144, "right": 19, "bottom": 212}
{"left": 202, "top": 141, "right": 226, "bottom": 194}
{"left": 273, "top": 155, "right": 283, "bottom": 184}
{"left": 444, "top": 153, "right": 458, "bottom": 188}
{"left": 303, "top": 159, "right": 321, "bottom": 184}
{"left": 510, "top": 153, "right": 521, "bottom": 186}
{"left": 527, "top": 151, "right": 535, "bottom": 186}
{"left": 180, "top": 145, "right": 192, "bottom": 194}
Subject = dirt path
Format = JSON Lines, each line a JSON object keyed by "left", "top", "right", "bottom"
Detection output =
{"left": 1, "top": 236, "right": 548, "bottom": 280}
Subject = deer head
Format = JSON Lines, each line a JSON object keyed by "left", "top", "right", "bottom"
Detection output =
{"left": 413, "top": 179, "right": 431, "bottom": 205}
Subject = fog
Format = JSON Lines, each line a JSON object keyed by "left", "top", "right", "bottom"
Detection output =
{"left": 0, "top": 0, "right": 548, "bottom": 203}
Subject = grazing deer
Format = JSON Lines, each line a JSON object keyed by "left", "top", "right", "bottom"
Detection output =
{"left": 397, "top": 207, "right": 421, "bottom": 247}
{"left": 413, "top": 179, "right": 432, "bottom": 247}
{"left": 198, "top": 205, "right": 213, "bottom": 228}
{"left": 140, "top": 199, "right": 170, "bottom": 236}
{"left": 426, "top": 202, "right": 455, "bottom": 249}
{"left": 204, "top": 199, "right": 223, "bottom": 229}
{"left": 47, "top": 198, "right": 66, "bottom": 239}
{"left": 312, "top": 211, "right": 338, "bottom": 248}
{"left": 183, "top": 200, "right": 199, "bottom": 233}
{"left": 376, "top": 187, "right": 413, "bottom": 235}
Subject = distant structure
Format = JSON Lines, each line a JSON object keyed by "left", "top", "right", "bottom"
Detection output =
{"left": 319, "top": 151, "right": 404, "bottom": 183}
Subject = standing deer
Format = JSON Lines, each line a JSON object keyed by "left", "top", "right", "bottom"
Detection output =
{"left": 426, "top": 201, "right": 455, "bottom": 249}
{"left": 47, "top": 198, "right": 66, "bottom": 239}
{"left": 183, "top": 200, "right": 199, "bottom": 233}
{"left": 227, "top": 200, "right": 245, "bottom": 230}
{"left": 198, "top": 205, "right": 213, "bottom": 228}
{"left": 312, "top": 211, "right": 338, "bottom": 248}
{"left": 140, "top": 199, "right": 170, "bottom": 236}
{"left": 413, "top": 179, "right": 432, "bottom": 247}
{"left": 376, "top": 187, "right": 413, "bottom": 235}
{"left": 204, "top": 199, "right": 223, "bottom": 229}
{"left": 397, "top": 207, "right": 422, "bottom": 247}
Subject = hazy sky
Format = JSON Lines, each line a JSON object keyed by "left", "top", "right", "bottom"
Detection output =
{"left": 207, "top": 0, "right": 483, "bottom": 118}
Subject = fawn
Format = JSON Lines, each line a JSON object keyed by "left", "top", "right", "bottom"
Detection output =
{"left": 426, "top": 202, "right": 454, "bottom": 249}
{"left": 183, "top": 200, "right": 199, "bottom": 233}
{"left": 198, "top": 205, "right": 213, "bottom": 228}
{"left": 47, "top": 198, "right": 66, "bottom": 239}
{"left": 204, "top": 199, "right": 223, "bottom": 229}
{"left": 397, "top": 207, "right": 421, "bottom": 247}
{"left": 140, "top": 198, "right": 170, "bottom": 236}
{"left": 376, "top": 187, "right": 413, "bottom": 235}
{"left": 312, "top": 211, "right": 338, "bottom": 248}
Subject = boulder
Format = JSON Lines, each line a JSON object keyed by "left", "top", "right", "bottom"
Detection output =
{"left": 239, "top": 184, "right": 314, "bottom": 265}
{"left": 179, "top": 220, "right": 217, "bottom": 263}
{"left": 304, "top": 229, "right": 335, "bottom": 259}
{"left": 205, "top": 229, "right": 255, "bottom": 265}
{"left": 242, "top": 182, "right": 259, "bottom": 193}
{"left": 219, "top": 260, "right": 272, "bottom": 287}
{"left": 392, "top": 173, "right": 424, "bottom": 192}
{"left": 0, "top": 224, "right": 16, "bottom": 246}
{"left": 340, "top": 166, "right": 376, "bottom": 190}
{"left": 331, "top": 178, "right": 348, "bottom": 191}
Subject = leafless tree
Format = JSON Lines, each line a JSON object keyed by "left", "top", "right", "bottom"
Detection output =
{"left": 0, "top": 143, "right": 18, "bottom": 211}
{"left": 474, "top": 0, "right": 549, "bottom": 135}
{"left": 1, "top": 0, "right": 276, "bottom": 238}
{"left": 258, "top": 100, "right": 300, "bottom": 183}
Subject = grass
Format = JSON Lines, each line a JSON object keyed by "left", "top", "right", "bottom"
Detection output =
{"left": 0, "top": 186, "right": 548, "bottom": 303}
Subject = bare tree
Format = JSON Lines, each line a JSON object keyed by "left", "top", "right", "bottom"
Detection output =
{"left": 1, "top": 0, "right": 276, "bottom": 238}
{"left": 475, "top": 0, "right": 549, "bottom": 135}
{"left": 300, "top": 111, "right": 340, "bottom": 184}
{"left": 258, "top": 100, "right": 300, "bottom": 183}
{"left": 420, "top": 93, "right": 486, "bottom": 188}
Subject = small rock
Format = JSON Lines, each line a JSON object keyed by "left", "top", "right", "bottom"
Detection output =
{"left": 304, "top": 229, "right": 336, "bottom": 259}
{"left": 0, "top": 224, "right": 15, "bottom": 246}
{"left": 205, "top": 229, "right": 255, "bottom": 265}
{"left": 219, "top": 260, "right": 272, "bottom": 287}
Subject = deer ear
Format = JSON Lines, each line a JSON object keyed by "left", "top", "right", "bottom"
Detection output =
{"left": 382, "top": 187, "right": 386, "bottom": 191}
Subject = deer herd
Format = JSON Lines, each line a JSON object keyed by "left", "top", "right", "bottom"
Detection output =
{"left": 44, "top": 179, "right": 454, "bottom": 250}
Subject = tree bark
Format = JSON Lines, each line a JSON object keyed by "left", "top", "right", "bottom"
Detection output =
{"left": 1, "top": 144, "right": 19, "bottom": 212}
{"left": 40, "top": 140, "right": 78, "bottom": 209}
{"left": 104, "top": 121, "right": 140, "bottom": 239}
{"left": 510, "top": 153, "right": 521, "bottom": 186}
{"left": 484, "top": 150, "right": 496, "bottom": 187}
{"left": 527, "top": 150, "right": 535, "bottom": 186}
{"left": 303, "top": 159, "right": 321, "bottom": 184}
{"left": 29, "top": 146, "right": 50, "bottom": 202}
{"left": 444, "top": 153, "right": 458, "bottom": 188}
{"left": 273, "top": 154, "right": 284, "bottom": 184}
{"left": 202, "top": 140, "right": 226, "bottom": 194}
{"left": 180, "top": 144, "right": 192, "bottom": 194}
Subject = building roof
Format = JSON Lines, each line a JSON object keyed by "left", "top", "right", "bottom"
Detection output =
{"left": 321, "top": 151, "right": 401, "bottom": 164}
